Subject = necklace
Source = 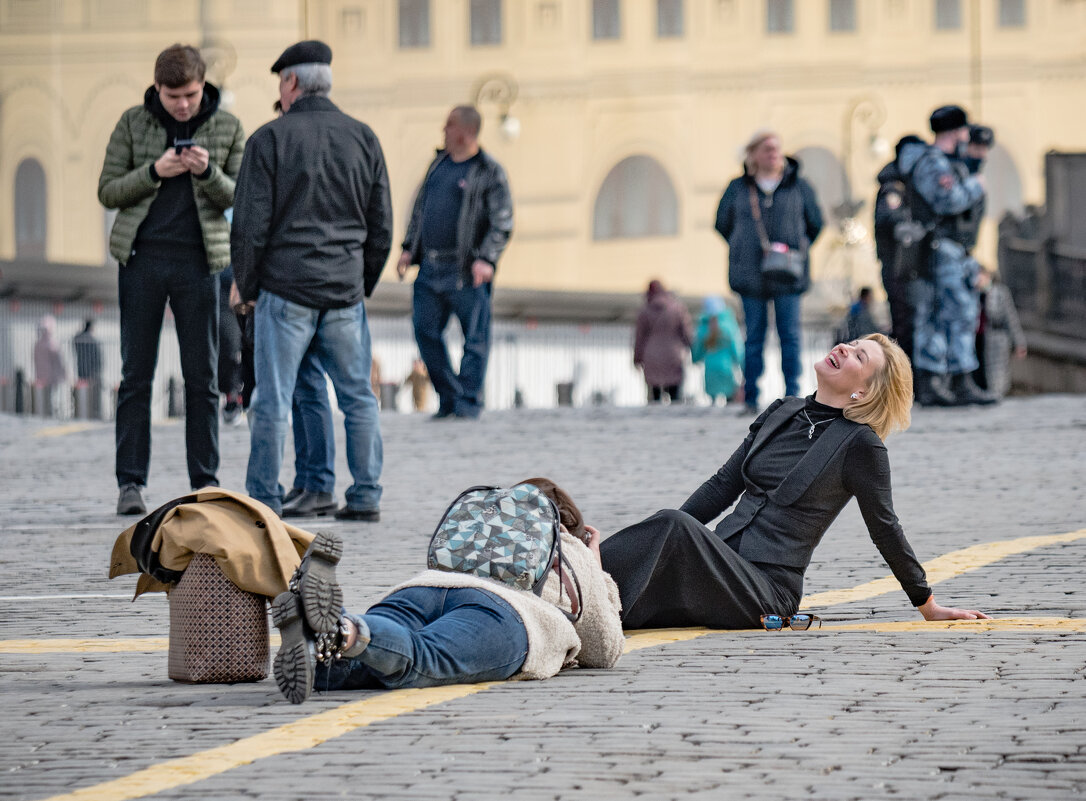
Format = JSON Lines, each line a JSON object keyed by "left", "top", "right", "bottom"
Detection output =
{"left": 801, "top": 409, "right": 832, "bottom": 440}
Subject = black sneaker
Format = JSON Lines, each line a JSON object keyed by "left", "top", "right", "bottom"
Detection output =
{"left": 289, "top": 531, "right": 344, "bottom": 635}
{"left": 271, "top": 591, "right": 315, "bottom": 704}
{"left": 333, "top": 507, "right": 381, "bottom": 522}
{"left": 117, "top": 483, "right": 146, "bottom": 516}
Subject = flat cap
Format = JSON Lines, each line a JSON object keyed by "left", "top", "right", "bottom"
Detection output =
{"left": 929, "top": 105, "right": 969, "bottom": 134}
{"left": 969, "top": 124, "right": 995, "bottom": 148}
{"left": 271, "top": 40, "right": 332, "bottom": 74}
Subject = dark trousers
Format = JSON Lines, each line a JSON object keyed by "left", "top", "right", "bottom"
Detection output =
{"left": 412, "top": 261, "right": 492, "bottom": 418}
{"left": 217, "top": 269, "right": 243, "bottom": 397}
{"left": 649, "top": 385, "right": 682, "bottom": 403}
{"left": 116, "top": 247, "right": 219, "bottom": 489}
{"left": 599, "top": 509, "right": 802, "bottom": 630}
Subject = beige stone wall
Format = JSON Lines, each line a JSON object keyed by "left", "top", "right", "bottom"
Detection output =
{"left": 2, "top": 0, "right": 1084, "bottom": 306}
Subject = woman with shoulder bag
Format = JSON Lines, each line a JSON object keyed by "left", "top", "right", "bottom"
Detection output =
{"left": 714, "top": 130, "right": 824, "bottom": 414}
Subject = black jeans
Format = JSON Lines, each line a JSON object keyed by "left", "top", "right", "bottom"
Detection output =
{"left": 116, "top": 246, "right": 219, "bottom": 489}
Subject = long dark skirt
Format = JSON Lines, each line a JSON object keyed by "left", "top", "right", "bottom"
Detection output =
{"left": 599, "top": 509, "right": 803, "bottom": 630}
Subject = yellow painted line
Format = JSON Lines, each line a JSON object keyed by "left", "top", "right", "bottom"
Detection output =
{"left": 622, "top": 627, "right": 711, "bottom": 653}
{"left": 33, "top": 422, "right": 102, "bottom": 438}
{"left": 800, "top": 528, "right": 1086, "bottom": 609}
{"left": 821, "top": 617, "right": 1086, "bottom": 633}
{"left": 38, "top": 683, "right": 495, "bottom": 801}
{"left": 0, "top": 635, "right": 281, "bottom": 655}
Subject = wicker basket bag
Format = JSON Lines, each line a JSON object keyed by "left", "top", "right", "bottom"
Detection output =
{"left": 168, "top": 552, "right": 269, "bottom": 683}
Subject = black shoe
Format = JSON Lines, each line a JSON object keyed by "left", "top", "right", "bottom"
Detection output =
{"left": 271, "top": 591, "right": 316, "bottom": 704}
{"left": 430, "top": 409, "right": 455, "bottom": 420}
{"left": 289, "top": 531, "right": 344, "bottom": 635}
{"left": 915, "top": 370, "right": 957, "bottom": 407}
{"left": 282, "top": 487, "right": 304, "bottom": 507}
{"left": 950, "top": 372, "right": 998, "bottom": 406}
{"left": 282, "top": 491, "right": 339, "bottom": 518}
{"left": 117, "top": 483, "right": 146, "bottom": 516}
{"left": 334, "top": 507, "right": 381, "bottom": 522}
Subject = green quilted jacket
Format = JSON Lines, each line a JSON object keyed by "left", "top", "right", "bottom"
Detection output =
{"left": 97, "top": 85, "right": 245, "bottom": 272}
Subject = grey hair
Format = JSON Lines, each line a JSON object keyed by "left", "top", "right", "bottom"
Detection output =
{"left": 283, "top": 63, "right": 332, "bottom": 96}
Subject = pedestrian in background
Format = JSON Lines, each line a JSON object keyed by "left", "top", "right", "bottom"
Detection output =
{"left": 715, "top": 130, "right": 823, "bottom": 414}
{"left": 633, "top": 279, "right": 693, "bottom": 404}
{"left": 72, "top": 318, "right": 102, "bottom": 387}
{"left": 33, "top": 314, "right": 66, "bottom": 416}
{"left": 98, "top": 44, "right": 245, "bottom": 515}
{"left": 837, "top": 287, "right": 883, "bottom": 342}
{"left": 691, "top": 296, "right": 743, "bottom": 406}
{"left": 232, "top": 40, "right": 392, "bottom": 521}
{"left": 403, "top": 358, "right": 432, "bottom": 412}
{"left": 397, "top": 105, "right": 514, "bottom": 420}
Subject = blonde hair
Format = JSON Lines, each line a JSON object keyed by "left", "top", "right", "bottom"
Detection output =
{"left": 744, "top": 128, "right": 780, "bottom": 172}
{"left": 843, "top": 333, "right": 913, "bottom": 441}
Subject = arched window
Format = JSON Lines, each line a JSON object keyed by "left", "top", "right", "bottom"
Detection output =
{"left": 593, "top": 155, "right": 679, "bottom": 240}
{"left": 15, "top": 158, "right": 47, "bottom": 260}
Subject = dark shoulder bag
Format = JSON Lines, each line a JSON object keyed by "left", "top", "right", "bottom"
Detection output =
{"left": 749, "top": 185, "right": 806, "bottom": 284}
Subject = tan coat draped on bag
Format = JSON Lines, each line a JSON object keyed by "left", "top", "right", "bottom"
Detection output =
{"left": 109, "top": 488, "right": 315, "bottom": 599}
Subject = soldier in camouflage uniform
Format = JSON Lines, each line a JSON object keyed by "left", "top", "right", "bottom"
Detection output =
{"left": 897, "top": 105, "right": 995, "bottom": 406}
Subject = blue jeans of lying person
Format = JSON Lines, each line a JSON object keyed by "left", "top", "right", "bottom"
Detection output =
{"left": 314, "top": 587, "right": 528, "bottom": 691}
{"left": 247, "top": 291, "right": 382, "bottom": 515}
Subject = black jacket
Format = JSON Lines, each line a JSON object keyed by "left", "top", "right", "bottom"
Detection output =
{"left": 714, "top": 157, "right": 823, "bottom": 298}
{"left": 402, "top": 148, "right": 513, "bottom": 285}
{"left": 231, "top": 95, "right": 393, "bottom": 308}
{"left": 679, "top": 397, "right": 931, "bottom": 607}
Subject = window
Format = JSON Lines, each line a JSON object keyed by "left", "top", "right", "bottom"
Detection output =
{"left": 470, "top": 0, "right": 502, "bottom": 46}
{"left": 828, "top": 0, "right": 855, "bottom": 32}
{"left": 657, "top": 0, "right": 683, "bottom": 37}
{"left": 934, "top": 0, "right": 961, "bottom": 30}
{"left": 766, "top": 0, "right": 794, "bottom": 33}
{"left": 592, "top": 0, "right": 620, "bottom": 40}
{"left": 398, "top": 0, "right": 430, "bottom": 48}
{"left": 998, "top": 0, "right": 1025, "bottom": 27}
{"left": 593, "top": 156, "right": 678, "bottom": 240}
{"left": 14, "top": 158, "right": 47, "bottom": 260}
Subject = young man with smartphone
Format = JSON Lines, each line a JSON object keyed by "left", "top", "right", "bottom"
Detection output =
{"left": 99, "top": 44, "right": 246, "bottom": 515}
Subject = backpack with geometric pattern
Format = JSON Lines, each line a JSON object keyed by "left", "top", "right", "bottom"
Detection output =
{"left": 427, "top": 483, "right": 582, "bottom": 619}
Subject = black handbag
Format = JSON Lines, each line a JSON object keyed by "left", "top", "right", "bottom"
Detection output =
{"left": 749, "top": 185, "right": 806, "bottom": 284}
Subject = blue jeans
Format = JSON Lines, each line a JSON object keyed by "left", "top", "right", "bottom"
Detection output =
{"left": 291, "top": 346, "right": 335, "bottom": 494}
{"left": 247, "top": 291, "right": 382, "bottom": 515}
{"left": 116, "top": 246, "right": 219, "bottom": 489}
{"left": 315, "top": 586, "right": 528, "bottom": 691}
{"left": 741, "top": 292, "right": 802, "bottom": 406}
{"left": 412, "top": 259, "right": 492, "bottom": 417}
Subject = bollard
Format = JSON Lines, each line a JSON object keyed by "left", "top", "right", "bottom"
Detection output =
{"left": 14, "top": 369, "right": 28, "bottom": 414}
{"left": 0, "top": 378, "right": 11, "bottom": 413}
{"left": 556, "top": 382, "right": 574, "bottom": 407}
{"left": 379, "top": 382, "right": 399, "bottom": 411}
{"left": 167, "top": 377, "right": 184, "bottom": 418}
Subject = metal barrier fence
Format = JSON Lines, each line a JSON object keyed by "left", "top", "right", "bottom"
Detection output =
{"left": 0, "top": 298, "right": 836, "bottom": 421}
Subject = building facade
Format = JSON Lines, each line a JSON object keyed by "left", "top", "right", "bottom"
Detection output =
{"left": 2, "top": 0, "right": 1084, "bottom": 304}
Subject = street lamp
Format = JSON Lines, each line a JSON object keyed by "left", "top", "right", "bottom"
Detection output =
{"left": 472, "top": 73, "right": 520, "bottom": 141}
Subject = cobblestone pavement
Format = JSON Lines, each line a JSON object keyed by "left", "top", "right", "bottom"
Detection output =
{"left": 1, "top": 394, "right": 1085, "bottom": 801}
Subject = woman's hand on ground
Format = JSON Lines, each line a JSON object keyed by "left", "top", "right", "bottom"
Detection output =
{"left": 918, "top": 595, "right": 991, "bottom": 621}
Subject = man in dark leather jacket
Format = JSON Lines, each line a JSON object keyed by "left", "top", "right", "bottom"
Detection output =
{"left": 232, "top": 40, "right": 392, "bottom": 520}
{"left": 396, "top": 106, "right": 514, "bottom": 420}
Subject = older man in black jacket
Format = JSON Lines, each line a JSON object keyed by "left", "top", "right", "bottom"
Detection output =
{"left": 232, "top": 40, "right": 392, "bottom": 520}
{"left": 396, "top": 106, "right": 513, "bottom": 420}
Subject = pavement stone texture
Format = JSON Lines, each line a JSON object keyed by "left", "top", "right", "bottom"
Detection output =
{"left": 1, "top": 393, "right": 1085, "bottom": 800}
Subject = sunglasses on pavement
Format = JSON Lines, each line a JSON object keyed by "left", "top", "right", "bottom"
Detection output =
{"left": 760, "top": 613, "right": 822, "bottom": 631}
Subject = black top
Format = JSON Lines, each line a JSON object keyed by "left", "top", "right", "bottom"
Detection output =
{"left": 680, "top": 396, "right": 932, "bottom": 607}
{"left": 136, "top": 85, "right": 217, "bottom": 255}
{"left": 419, "top": 153, "right": 479, "bottom": 253}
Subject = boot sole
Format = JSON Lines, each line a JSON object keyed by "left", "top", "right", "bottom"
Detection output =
{"left": 297, "top": 532, "right": 344, "bottom": 635}
{"left": 281, "top": 504, "right": 340, "bottom": 518}
{"left": 271, "top": 592, "right": 314, "bottom": 705}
